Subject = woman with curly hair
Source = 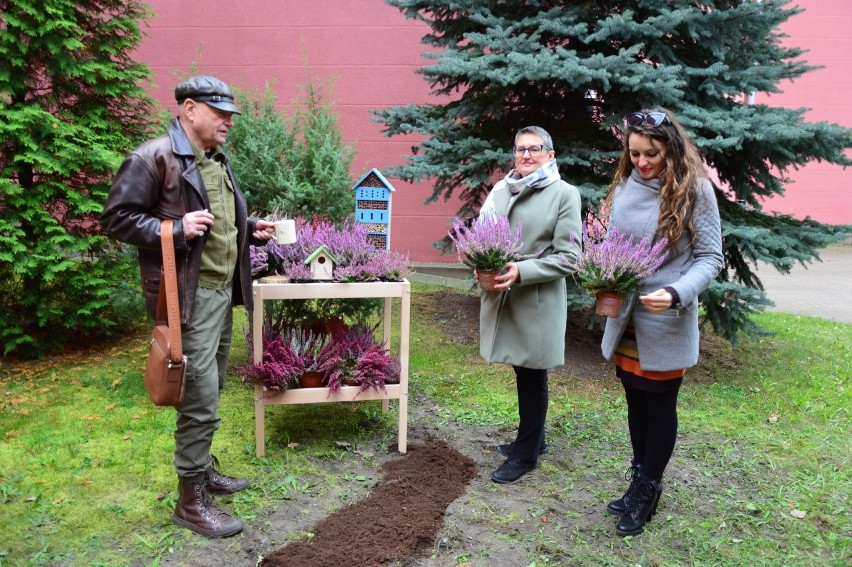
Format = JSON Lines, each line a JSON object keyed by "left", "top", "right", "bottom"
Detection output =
{"left": 602, "top": 108, "right": 723, "bottom": 536}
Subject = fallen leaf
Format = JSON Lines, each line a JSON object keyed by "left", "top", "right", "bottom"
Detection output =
{"left": 790, "top": 509, "right": 807, "bottom": 519}
{"left": 287, "top": 442, "right": 300, "bottom": 449}
{"left": 81, "top": 415, "right": 100, "bottom": 421}
{"left": 156, "top": 491, "right": 169, "bottom": 501}
{"left": 53, "top": 497, "right": 66, "bottom": 505}
{"left": 767, "top": 414, "right": 780, "bottom": 423}
{"left": 24, "top": 496, "right": 36, "bottom": 502}
{"left": 122, "top": 435, "right": 132, "bottom": 440}
{"left": 105, "top": 403, "right": 116, "bottom": 410}
{"left": 112, "top": 378, "right": 122, "bottom": 387}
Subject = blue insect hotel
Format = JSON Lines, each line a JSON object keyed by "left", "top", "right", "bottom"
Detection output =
{"left": 352, "top": 168, "right": 395, "bottom": 251}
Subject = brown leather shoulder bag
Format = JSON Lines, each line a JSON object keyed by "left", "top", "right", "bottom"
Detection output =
{"left": 144, "top": 219, "right": 186, "bottom": 406}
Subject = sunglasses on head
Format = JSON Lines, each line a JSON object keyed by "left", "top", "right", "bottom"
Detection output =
{"left": 626, "top": 112, "right": 670, "bottom": 128}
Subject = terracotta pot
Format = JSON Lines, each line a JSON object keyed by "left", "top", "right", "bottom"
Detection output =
{"left": 595, "top": 290, "right": 626, "bottom": 318}
{"left": 477, "top": 270, "right": 501, "bottom": 291}
{"left": 342, "top": 378, "right": 359, "bottom": 387}
{"left": 299, "top": 371, "right": 324, "bottom": 388}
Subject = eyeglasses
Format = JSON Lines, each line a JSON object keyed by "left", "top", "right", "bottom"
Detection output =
{"left": 626, "top": 112, "right": 670, "bottom": 128}
{"left": 513, "top": 145, "right": 551, "bottom": 157}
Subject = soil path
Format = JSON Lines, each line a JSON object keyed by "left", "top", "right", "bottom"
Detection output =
{"left": 261, "top": 441, "right": 477, "bottom": 567}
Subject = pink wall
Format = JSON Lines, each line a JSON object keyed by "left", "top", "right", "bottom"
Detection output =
{"left": 760, "top": 0, "right": 852, "bottom": 224}
{"left": 134, "top": 1, "right": 851, "bottom": 263}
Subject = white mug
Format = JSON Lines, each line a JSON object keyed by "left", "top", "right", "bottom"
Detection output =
{"left": 273, "top": 219, "right": 296, "bottom": 245}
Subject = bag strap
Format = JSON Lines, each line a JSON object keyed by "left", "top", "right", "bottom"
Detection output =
{"left": 155, "top": 219, "right": 183, "bottom": 364}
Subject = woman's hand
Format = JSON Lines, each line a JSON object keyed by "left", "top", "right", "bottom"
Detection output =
{"left": 474, "top": 263, "right": 518, "bottom": 291}
{"left": 639, "top": 288, "right": 673, "bottom": 312}
{"left": 493, "top": 262, "right": 519, "bottom": 291}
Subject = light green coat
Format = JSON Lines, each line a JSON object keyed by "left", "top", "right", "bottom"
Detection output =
{"left": 479, "top": 179, "right": 582, "bottom": 369}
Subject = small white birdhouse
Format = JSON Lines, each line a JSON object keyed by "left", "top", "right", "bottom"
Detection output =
{"left": 305, "top": 245, "right": 336, "bottom": 281}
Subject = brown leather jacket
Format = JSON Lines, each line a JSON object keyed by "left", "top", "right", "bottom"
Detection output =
{"left": 101, "top": 118, "right": 260, "bottom": 323}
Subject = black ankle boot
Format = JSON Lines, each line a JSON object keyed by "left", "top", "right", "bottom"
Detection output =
{"left": 615, "top": 473, "right": 662, "bottom": 537}
{"left": 607, "top": 460, "right": 642, "bottom": 515}
{"left": 495, "top": 441, "right": 548, "bottom": 457}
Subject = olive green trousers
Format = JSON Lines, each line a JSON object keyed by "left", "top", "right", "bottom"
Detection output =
{"left": 173, "top": 287, "right": 233, "bottom": 482}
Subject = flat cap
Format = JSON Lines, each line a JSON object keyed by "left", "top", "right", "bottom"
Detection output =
{"left": 174, "top": 75, "right": 240, "bottom": 114}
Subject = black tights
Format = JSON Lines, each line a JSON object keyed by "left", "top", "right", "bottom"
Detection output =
{"left": 512, "top": 366, "right": 548, "bottom": 462}
{"left": 622, "top": 381, "right": 681, "bottom": 481}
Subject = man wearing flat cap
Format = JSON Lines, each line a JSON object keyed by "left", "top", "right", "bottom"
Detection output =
{"left": 102, "top": 75, "right": 274, "bottom": 538}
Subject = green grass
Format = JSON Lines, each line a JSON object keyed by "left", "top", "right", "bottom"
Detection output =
{"left": 0, "top": 285, "right": 849, "bottom": 566}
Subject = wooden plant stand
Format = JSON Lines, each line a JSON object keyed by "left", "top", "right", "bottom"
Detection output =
{"left": 251, "top": 280, "right": 411, "bottom": 456}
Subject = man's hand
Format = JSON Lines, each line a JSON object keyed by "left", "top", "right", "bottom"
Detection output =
{"left": 253, "top": 219, "right": 275, "bottom": 241}
{"left": 183, "top": 209, "right": 214, "bottom": 240}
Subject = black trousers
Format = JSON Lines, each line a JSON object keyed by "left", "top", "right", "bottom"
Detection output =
{"left": 621, "top": 379, "right": 681, "bottom": 481}
{"left": 511, "top": 366, "right": 548, "bottom": 463}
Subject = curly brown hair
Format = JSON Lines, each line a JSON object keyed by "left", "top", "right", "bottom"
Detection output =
{"left": 605, "top": 107, "right": 707, "bottom": 249}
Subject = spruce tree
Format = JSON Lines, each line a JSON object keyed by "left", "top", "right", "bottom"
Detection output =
{"left": 227, "top": 83, "right": 299, "bottom": 214}
{"left": 227, "top": 76, "right": 356, "bottom": 223}
{"left": 0, "top": 0, "right": 157, "bottom": 356}
{"left": 283, "top": 76, "right": 357, "bottom": 222}
{"left": 377, "top": 0, "right": 852, "bottom": 343}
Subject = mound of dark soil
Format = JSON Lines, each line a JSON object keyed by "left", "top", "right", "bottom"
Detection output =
{"left": 261, "top": 440, "right": 477, "bottom": 567}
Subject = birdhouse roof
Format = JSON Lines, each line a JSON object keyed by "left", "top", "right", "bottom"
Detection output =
{"left": 304, "top": 245, "right": 337, "bottom": 265}
{"left": 351, "top": 168, "right": 395, "bottom": 192}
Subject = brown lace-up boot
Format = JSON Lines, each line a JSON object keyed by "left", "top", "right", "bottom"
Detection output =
{"left": 172, "top": 478, "right": 243, "bottom": 538}
{"left": 205, "top": 455, "right": 250, "bottom": 495}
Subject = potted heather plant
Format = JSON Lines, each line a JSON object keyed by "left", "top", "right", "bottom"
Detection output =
{"left": 250, "top": 216, "right": 411, "bottom": 283}
{"left": 323, "top": 324, "right": 400, "bottom": 397}
{"left": 448, "top": 214, "right": 524, "bottom": 291}
{"left": 238, "top": 317, "right": 332, "bottom": 390}
{"left": 286, "top": 327, "right": 332, "bottom": 388}
{"left": 570, "top": 225, "right": 669, "bottom": 317}
{"left": 250, "top": 216, "right": 411, "bottom": 331}
{"left": 238, "top": 332, "right": 304, "bottom": 392}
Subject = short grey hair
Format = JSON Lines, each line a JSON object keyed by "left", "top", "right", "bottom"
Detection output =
{"left": 515, "top": 126, "right": 553, "bottom": 149}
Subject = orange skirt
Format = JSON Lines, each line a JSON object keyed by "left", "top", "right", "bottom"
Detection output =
{"left": 614, "top": 324, "right": 685, "bottom": 381}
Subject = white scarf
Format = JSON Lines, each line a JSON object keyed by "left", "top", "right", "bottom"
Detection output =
{"left": 480, "top": 159, "right": 561, "bottom": 216}
{"left": 504, "top": 158, "right": 560, "bottom": 192}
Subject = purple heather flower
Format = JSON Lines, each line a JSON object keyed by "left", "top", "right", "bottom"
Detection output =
{"left": 250, "top": 245, "right": 269, "bottom": 277}
{"left": 567, "top": 225, "right": 669, "bottom": 295}
{"left": 249, "top": 215, "right": 410, "bottom": 282}
{"left": 448, "top": 214, "right": 524, "bottom": 272}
